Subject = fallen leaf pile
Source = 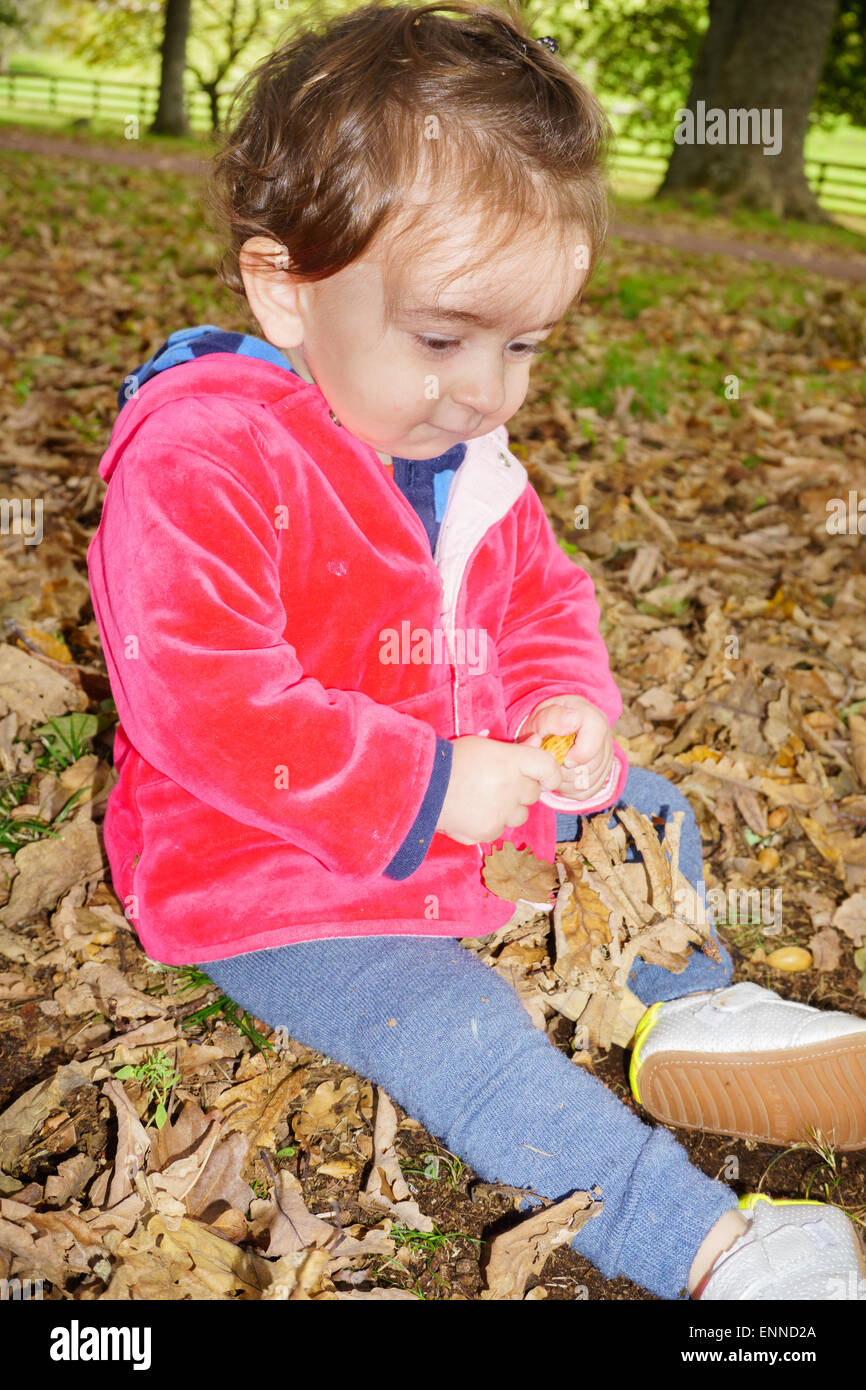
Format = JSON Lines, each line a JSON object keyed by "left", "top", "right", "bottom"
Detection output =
{"left": 475, "top": 807, "right": 719, "bottom": 1050}
{"left": 0, "top": 139, "right": 864, "bottom": 1299}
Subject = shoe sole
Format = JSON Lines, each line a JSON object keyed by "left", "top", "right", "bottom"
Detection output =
{"left": 637, "top": 1035, "right": 866, "bottom": 1150}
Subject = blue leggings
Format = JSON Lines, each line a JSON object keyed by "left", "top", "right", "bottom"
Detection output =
{"left": 200, "top": 768, "right": 739, "bottom": 1299}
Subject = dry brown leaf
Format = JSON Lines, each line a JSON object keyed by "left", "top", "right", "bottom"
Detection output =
{"left": 0, "top": 971, "right": 41, "bottom": 1000}
{"left": 759, "top": 776, "right": 826, "bottom": 810}
{"left": 0, "top": 818, "right": 105, "bottom": 931}
{"left": 807, "top": 927, "right": 843, "bottom": 972}
{"left": 481, "top": 842, "right": 557, "bottom": 904}
{"left": 291, "top": 1075, "right": 371, "bottom": 1150}
{"left": 551, "top": 809, "right": 715, "bottom": 1049}
{"left": 850, "top": 715, "right": 866, "bottom": 789}
{"left": 76, "top": 961, "right": 166, "bottom": 1020}
{"left": 800, "top": 889, "right": 837, "bottom": 929}
{"left": 362, "top": 1088, "right": 435, "bottom": 1232}
{"left": 480, "top": 1189, "right": 601, "bottom": 1299}
{"left": 44, "top": 1153, "right": 97, "bottom": 1206}
{"left": 0, "top": 1061, "right": 97, "bottom": 1171}
{"left": 0, "top": 643, "right": 86, "bottom": 732}
{"left": 91, "top": 1018, "right": 179, "bottom": 1059}
{"left": 147, "top": 1214, "right": 275, "bottom": 1298}
{"left": 213, "top": 1062, "right": 308, "bottom": 1155}
{"left": 176, "top": 1132, "right": 254, "bottom": 1224}
{"left": 552, "top": 871, "right": 612, "bottom": 984}
{"left": 0, "top": 925, "right": 38, "bottom": 965}
{"left": 795, "top": 812, "right": 847, "bottom": 881}
{"left": 250, "top": 1169, "right": 392, "bottom": 1272}
{"left": 102, "top": 1079, "right": 150, "bottom": 1206}
{"left": 832, "top": 893, "right": 866, "bottom": 947}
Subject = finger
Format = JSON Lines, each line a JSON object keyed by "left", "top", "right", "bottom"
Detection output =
{"left": 564, "top": 764, "right": 613, "bottom": 799}
{"left": 564, "top": 730, "right": 612, "bottom": 771}
{"left": 544, "top": 706, "right": 583, "bottom": 737}
{"left": 564, "top": 749, "right": 606, "bottom": 778}
{"left": 517, "top": 774, "right": 545, "bottom": 807}
{"left": 504, "top": 805, "right": 530, "bottom": 829}
{"left": 517, "top": 747, "right": 562, "bottom": 792}
{"left": 568, "top": 722, "right": 606, "bottom": 764}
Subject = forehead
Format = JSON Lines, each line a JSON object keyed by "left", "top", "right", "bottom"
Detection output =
{"left": 375, "top": 207, "right": 589, "bottom": 327}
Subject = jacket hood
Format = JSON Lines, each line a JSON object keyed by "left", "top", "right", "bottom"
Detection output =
{"left": 102, "top": 323, "right": 467, "bottom": 488}
{"left": 99, "top": 330, "right": 318, "bottom": 485}
{"left": 116, "top": 324, "right": 298, "bottom": 414}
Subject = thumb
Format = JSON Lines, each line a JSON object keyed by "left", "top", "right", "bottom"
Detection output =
{"left": 518, "top": 745, "right": 562, "bottom": 792}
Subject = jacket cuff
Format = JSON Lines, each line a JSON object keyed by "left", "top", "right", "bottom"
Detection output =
{"left": 383, "top": 738, "right": 453, "bottom": 881}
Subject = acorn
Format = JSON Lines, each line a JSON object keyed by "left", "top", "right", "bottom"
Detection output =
{"left": 541, "top": 732, "right": 577, "bottom": 764}
{"left": 766, "top": 946, "right": 812, "bottom": 972}
{"left": 757, "top": 847, "right": 780, "bottom": 872}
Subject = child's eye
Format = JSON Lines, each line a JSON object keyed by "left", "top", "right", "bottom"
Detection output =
{"left": 414, "top": 336, "right": 546, "bottom": 358}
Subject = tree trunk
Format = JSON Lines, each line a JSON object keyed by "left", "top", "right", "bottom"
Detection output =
{"left": 207, "top": 82, "right": 221, "bottom": 132}
{"left": 150, "top": 0, "right": 192, "bottom": 137}
{"left": 658, "top": 0, "right": 839, "bottom": 221}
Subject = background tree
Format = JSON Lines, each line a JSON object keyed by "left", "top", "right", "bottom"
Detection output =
{"left": 814, "top": 0, "right": 866, "bottom": 128}
{"left": 542, "top": 0, "right": 864, "bottom": 222}
{"left": 34, "top": 0, "right": 305, "bottom": 133}
{"left": 0, "top": 0, "right": 51, "bottom": 72}
{"left": 656, "top": 0, "right": 840, "bottom": 219}
{"left": 150, "top": 0, "right": 192, "bottom": 135}
{"left": 185, "top": 0, "right": 265, "bottom": 131}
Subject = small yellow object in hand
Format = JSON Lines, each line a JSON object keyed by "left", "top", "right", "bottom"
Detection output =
{"left": 540, "top": 732, "right": 577, "bottom": 764}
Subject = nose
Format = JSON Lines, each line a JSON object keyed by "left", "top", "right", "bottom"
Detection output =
{"left": 447, "top": 354, "right": 507, "bottom": 423}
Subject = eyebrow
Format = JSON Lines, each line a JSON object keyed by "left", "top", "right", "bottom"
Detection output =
{"left": 399, "top": 304, "right": 561, "bottom": 332}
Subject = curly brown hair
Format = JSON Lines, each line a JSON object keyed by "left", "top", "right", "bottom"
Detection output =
{"left": 206, "top": 0, "right": 613, "bottom": 321}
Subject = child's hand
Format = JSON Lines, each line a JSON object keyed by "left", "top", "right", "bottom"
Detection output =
{"left": 436, "top": 736, "right": 562, "bottom": 845}
{"left": 519, "top": 695, "right": 613, "bottom": 802}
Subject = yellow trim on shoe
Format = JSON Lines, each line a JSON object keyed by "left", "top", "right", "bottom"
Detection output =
{"left": 739, "top": 1193, "right": 825, "bottom": 1211}
{"left": 628, "top": 1001, "right": 664, "bottom": 1106}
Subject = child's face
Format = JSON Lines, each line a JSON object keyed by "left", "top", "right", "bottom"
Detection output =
{"left": 241, "top": 206, "right": 589, "bottom": 460}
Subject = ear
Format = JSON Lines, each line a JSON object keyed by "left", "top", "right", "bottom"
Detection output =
{"left": 239, "top": 236, "right": 308, "bottom": 349}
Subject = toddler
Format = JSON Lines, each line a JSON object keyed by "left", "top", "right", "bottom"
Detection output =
{"left": 87, "top": 0, "right": 866, "bottom": 1300}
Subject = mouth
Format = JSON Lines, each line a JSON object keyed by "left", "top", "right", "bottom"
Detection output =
{"left": 436, "top": 423, "right": 477, "bottom": 439}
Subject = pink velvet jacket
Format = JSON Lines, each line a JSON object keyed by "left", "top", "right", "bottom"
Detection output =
{"left": 86, "top": 355, "right": 629, "bottom": 964}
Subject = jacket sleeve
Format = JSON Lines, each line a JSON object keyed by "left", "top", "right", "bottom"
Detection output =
{"left": 496, "top": 475, "right": 624, "bottom": 739}
{"left": 88, "top": 416, "right": 442, "bottom": 879}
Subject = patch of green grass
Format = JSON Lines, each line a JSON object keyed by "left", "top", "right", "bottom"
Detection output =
{"left": 0, "top": 711, "right": 111, "bottom": 854}
{"left": 32, "top": 712, "right": 103, "bottom": 772}
{"left": 402, "top": 1149, "right": 467, "bottom": 1191}
{"left": 757, "top": 1129, "right": 866, "bottom": 1229}
{"left": 168, "top": 964, "right": 274, "bottom": 1055}
{"left": 0, "top": 777, "right": 58, "bottom": 854}
{"left": 114, "top": 1049, "right": 180, "bottom": 1129}
{"left": 370, "top": 1221, "right": 482, "bottom": 1299}
{"left": 563, "top": 343, "right": 672, "bottom": 419}
{"left": 804, "top": 368, "right": 866, "bottom": 398}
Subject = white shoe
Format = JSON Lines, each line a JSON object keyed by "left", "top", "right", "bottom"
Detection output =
{"left": 699, "top": 1195, "right": 866, "bottom": 1300}
{"left": 629, "top": 981, "right": 866, "bottom": 1148}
